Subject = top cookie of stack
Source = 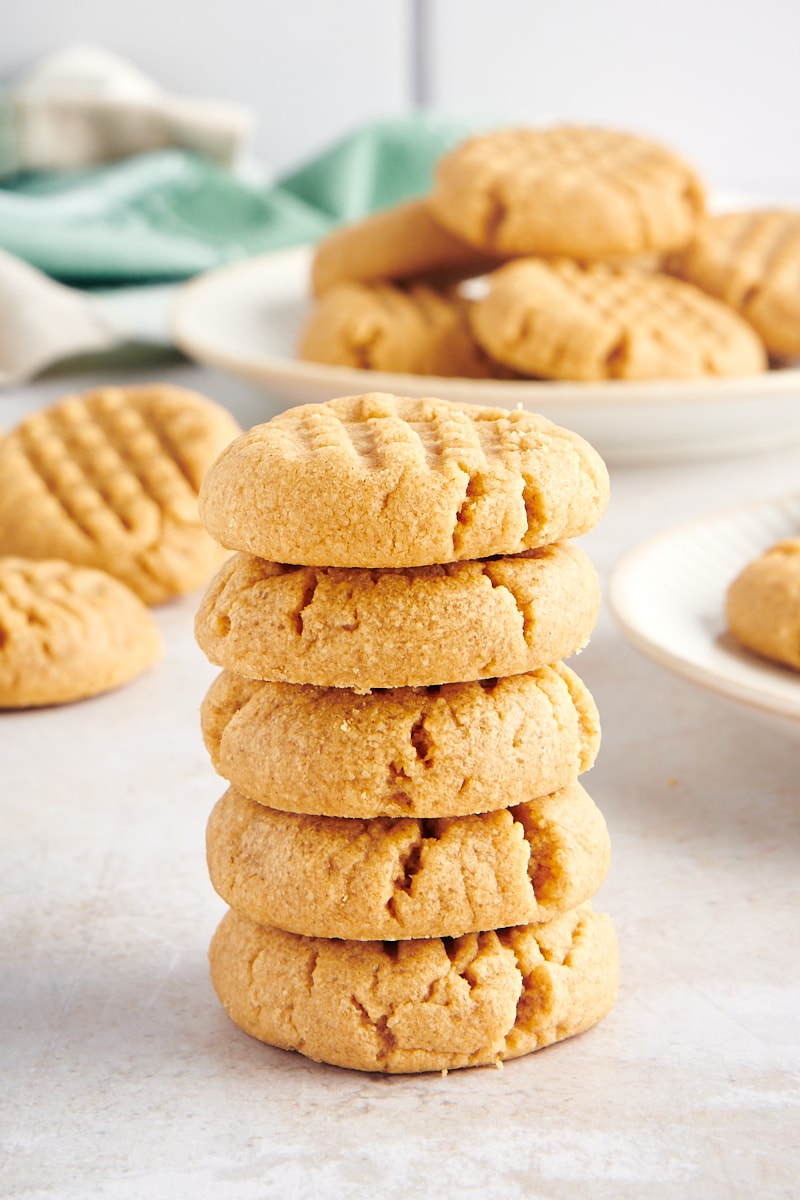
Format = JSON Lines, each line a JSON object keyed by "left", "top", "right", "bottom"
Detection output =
{"left": 198, "top": 391, "right": 609, "bottom": 568}
{"left": 300, "top": 124, "right": 768, "bottom": 381}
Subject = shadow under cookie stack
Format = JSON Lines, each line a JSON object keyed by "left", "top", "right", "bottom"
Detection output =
{"left": 194, "top": 391, "right": 619, "bottom": 1074}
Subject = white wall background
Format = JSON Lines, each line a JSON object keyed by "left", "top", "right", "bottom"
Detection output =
{"left": 2, "top": 0, "right": 800, "bottom": 198}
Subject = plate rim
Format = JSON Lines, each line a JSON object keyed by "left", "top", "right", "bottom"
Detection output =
{"left": 171, "top": 244, "right": 800, "bottom": 412}
{"left": 609, "top": 491, "right": 800, "bottom": 723}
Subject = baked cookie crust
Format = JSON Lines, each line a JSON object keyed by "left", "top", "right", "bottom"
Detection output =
{"left": 209, "top": 903, "right": 618, "bottom": 1073}
{"left": 0, "top": 384, "right": 241, "bottom": 604}
{"left": 430, "top": 125, "right": 705, "bottom": 259}
{"left": 198, "top": 393, "right": 609, "bottom": 568}
{"left": 206, "top": 781, "right": 611, "bottom": 940}
{"left": 470, "top": 258, "right": 766, "bottom": 381}
{"left": 0, "top": 557, "right": 162, "bottom": 707}
{"left": 194, "top": 543, "right": 601, "bottom": 690}
{"left": 201, "top": 663, "right": 599, "bottom": 818}
{"left": 726, "top": 538, "right": 800, "bottom": 670}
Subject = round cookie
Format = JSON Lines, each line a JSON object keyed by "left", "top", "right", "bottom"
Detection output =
{"left": 198, "top": 393, "right": 610, "bottom": 568}
{"left": 206, "top": 781, "right": 611, "bottom": 940}
{"left": 429, "top": 125, "right": 705, "bottom": 259}
{"left": 201, "top": 663, "right": 600, "bottom": 818}
{"left": 669, "top": 210, "right": 800, "bottom": 359}
{"left": 0, "top": 557, "right": 162, "bottom": 707}
{"left": 310, "top": 198, "right": 500, "bottom": 296}
{"left": 470, "top": 259, "right": 767, "bottom": 381}
{"left": 0, "top": 384, "right": 241, "bottom": 604}
{"left": 194, "top": 543, "right": 601, "bottom": 690}
{"left": 726, "top": 538, "right": 800, "bottom": 671}
{"left": 299, "top": 280, "right": 510, "bottom": 379}
{"left": 209, "top": 903, "right": 619, "bottom": 1073}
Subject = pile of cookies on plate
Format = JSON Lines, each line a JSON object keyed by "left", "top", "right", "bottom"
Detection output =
{"left": 300, "top": 124, "right": 800, "bottom": 382}
{"left": 194, "top": 391, "right": 619, "bottom": 1073}
{"left": 0, "top": 384, "right": 240, "bottom": 708}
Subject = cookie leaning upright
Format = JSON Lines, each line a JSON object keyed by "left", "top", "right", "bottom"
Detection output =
{"left": 197, "top": 392, "right": 609, "bottom": 567}
{"left": 0, "top": 384, "right": 241, "bottom": 604}
{"left": 429, "top": 125, "right": 706, "bottom": 260}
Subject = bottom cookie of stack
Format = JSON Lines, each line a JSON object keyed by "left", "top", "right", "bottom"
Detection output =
{"left": 209, "top": 904, "right": 618, "bottom": 1074}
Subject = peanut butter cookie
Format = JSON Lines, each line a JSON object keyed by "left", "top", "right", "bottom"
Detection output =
{"left": 0, "top": 384, "right": 241, "bottom": 604}
{"left": 194, "top": 544, "right": 601, "bottom": 690}
{"left": 209, "top": 903, "right": 618, "bottom": 1072}
{"left": 470, "top": 259, "right": 766, "bottom": 380}
{"left": 299, "top": 280, "right": 511, "bottom": 379}
{"left": 310, "top": 198, "right": 499, "bottom": 295}
{"left": 669, "top": 210, "right": 800, "bottom": 359}
{"left": 198, "top": 393, "right": 609, "bottom": 568}
{"left": 201, "top": 663, "right": 599, "bottom": 818}
{"left": 430, "top": 125, "right": 705, "bottom": 259}
{"left": 726, "top": 538, "right": 800, "bottom": 671}
{"left": 206, "top": 781, "right": 611, "bottom": 940}
{"left": 0, "top": 557, "right": 162, "bottom": 707}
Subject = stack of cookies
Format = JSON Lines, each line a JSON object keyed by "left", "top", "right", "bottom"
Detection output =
{"left": 195, "top": 392, "right": 619, "bottom": 1073}
{"left": 300, "top": 124, "right": 768, "bottom": 382}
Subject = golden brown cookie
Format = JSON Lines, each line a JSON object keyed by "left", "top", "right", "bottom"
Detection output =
{"left": 198, "top": 393, "right": 610, "bottom": 568}
{"left": 194, "top": 543, "right": 601, "bottom": 690}
{"left": 470, "top": 258, "right": 767, "bottom": 381}
{"left": 207, "top": 780, "right": 610, "bottom": 940}
{"left": 201, "top": 663, "right": 599, "bottom": 818}
{"left": 429, "top": 125, "right": 705, "bottom": 259}
{"left": 0, "top": 384, "right": 241, "bottom": 604}
{"left": 669, "top": 210, "right": 800, "bottom": 359}
{"left": 310, "top": 197, "right": 500, "bottom": 295}
{"left": 209, "top": 903, "right": 618, "bottom": 1073}
{"left": 299, "top": 280, "right": 510, "bottom": 379}
{"left": 0, "top": 557, "right": 162, "bottom": 707}
{"left": 726, "top": 538, "right": 800, "bottom": 670}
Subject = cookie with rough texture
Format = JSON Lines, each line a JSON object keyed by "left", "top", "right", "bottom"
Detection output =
{"left": 310, "top": 198, "right": 500, "bottom": 295}
{"left": 726, "top": 538, "right": 800, "bottom": 670}
{"left": 430, "top": 125, "right": 705, "bottom": 259}
{"left": 470, "top": 259, "right": 767, "bottom": 381}
{"left": 207, "top": 780, "right": 610, "bottom": 940}
{"left": 0, "top": 384, "right": 241, "bottom": 604}
{"left": 198, "top": 393, "right": 609, "bottom": 568}
{"left": 194, "top": 543, "right": 601, "bottom": 690}
{"left": 0, "top": 557, "right": 162, "bottom": 707}
{"left": 669, "top": 210, "right": 800, "bottom": 359}
{"left": 209, "top": 903, "right": 618, "bottom": 1073}
{"left": 299, "top": 280, "right": 511, "bottom": 379}
{"left": 201, "top": 663, "right": 599, "bottom": 818}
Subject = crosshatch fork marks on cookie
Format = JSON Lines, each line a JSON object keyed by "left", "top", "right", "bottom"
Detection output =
{"left": 197, "top": 394, "right": 610, "bottom": 568}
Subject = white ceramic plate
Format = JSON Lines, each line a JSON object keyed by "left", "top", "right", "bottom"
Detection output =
{"left": 609, "top": 493, "right": 800, "bottom": 735}
{"left": 171, "top": 244, "right": 800, "bottom": 466}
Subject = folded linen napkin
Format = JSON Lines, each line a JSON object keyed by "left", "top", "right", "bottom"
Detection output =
{"left": 0, "top": 47, "right": 475, "bottom": 383}
{"left": 0, "top": 45, "right": 252, "bottom": 177}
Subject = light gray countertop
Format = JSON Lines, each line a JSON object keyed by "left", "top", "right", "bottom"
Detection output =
{"left": 3, "top": 361, "right": 799, "bottom": 1199}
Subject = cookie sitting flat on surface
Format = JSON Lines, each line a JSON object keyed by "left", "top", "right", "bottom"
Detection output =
{"left": 429, "top": 125, "right": 705, "bottom": 259}
{"left": 470, "top": 259, "right": 767, "bottom": 381}
{"left": 201, "top": 663, "right": 600, "bottom": 818}
{"left": 310, "top": 197, "right": 500, "bottom": 296}
{"left": 0, "top": 557, "right": 162, "bottom": 707}
{"left": 668, "top": 210, "right": 800, "bottom": 359}
{"left": 194, "top": 544, "right": 601, "bottom": 690}
{"left": 207, "top": 780, "right": 611, "bottom": 940}
{"left": 209, "top": 903, "right": 618, "bottom": 1073}
{"left": 0, "top": 384, "right": 241, "bottom": 605}
{"left": 198, "top": 393, "right": 609, "bottom": 567}
{"left": 726, "top": 538, "right": 800, "bottom": 671}
{"left": 299, "top": 280, "right": 510, "bottom": 379}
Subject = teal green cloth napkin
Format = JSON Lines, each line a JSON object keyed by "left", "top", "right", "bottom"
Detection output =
{"left": 0, "top": 115, "right": 475, "bottom": 285}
